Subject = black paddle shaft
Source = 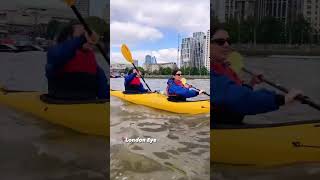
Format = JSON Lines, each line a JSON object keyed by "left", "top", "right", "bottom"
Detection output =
{"left": 187, "top": 84, "right": 210, "bottom": 96}
{"left": 242, "top": 68, "right": 320, "bottom": 111}
{"left": 132, "top": 63, "right": 152, "bottom": 91}
{"left": 70, "top": 5, "right": 110, "bottom": 65}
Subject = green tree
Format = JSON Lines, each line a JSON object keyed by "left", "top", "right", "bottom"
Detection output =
{"left": 47, "top": 20, "right": 61, "bottom": 40}
{"left": 161, "top": 67, "right": 172, "bottom": 75}
{"left": 257, "top": 16, "right": 283, "bottom": 43}
{"left": 124, "top": 67, "right": 130, "bottom": 74}
{"left": 291, "top": 15, "right": 312, "bottom": 44}
{"left": 225, "top": 17, "right": 239, "bottom": 43}
{"left": 200, "top": 67, "right": 208, "bottom": 75}
{"left": 137, "top": 67, "right": 145, "bottom": 74}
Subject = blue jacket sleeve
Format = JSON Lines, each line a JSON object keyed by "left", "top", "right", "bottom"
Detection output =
{"left": 213, "top": 74, "right": 280, "bottom": 115}
{"left": 46, "top": 36, "right": 86, "bottom": 78}
{"left": 96, "top": 66, "right": 109, "bottom": 99}
{"left": 169, "top": 85, "right": 199, "bottom": 98}
{"left": 124, "top": 73, "right": 137, "bottom": 86}
{"left": 138, "top": 83, "right": 148, "bottom": 93}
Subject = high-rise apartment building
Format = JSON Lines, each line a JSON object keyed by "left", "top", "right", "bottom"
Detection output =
{"left": 303, "top": 0, "right": 320, "bottom": 32}
{"left": 192, "top": 32, "right": 206, "bottom": 68}
{"left": 144, "top": 55, "right": 157, "bottom": 65}
{"left": 180, "top": 37, "right": 194, "bottom": 67}
{"left": 204, "top": 30, "right": 210, "bottom": 70}
{"left": 180, "top": 31, "right": 209, "bottom": 69}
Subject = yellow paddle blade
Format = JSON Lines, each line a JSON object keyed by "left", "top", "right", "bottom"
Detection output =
{"left": 121, "top": 44, "right": 134, "bottom": 63}
{"left": 181, "top": 78, "right": 187, "bottom": 85}
{"left": 63, "top": 0, "right": 76, "bottom": 6}
{"left": 228, "top": 51, "right": 244, "bottom": 74}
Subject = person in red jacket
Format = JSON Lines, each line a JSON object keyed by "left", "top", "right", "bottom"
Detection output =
{"left": 46, "top": 20, "right": 108, "bottom": 100}
{"left": 124, "top": 68, "right": 149, "bottom": 93}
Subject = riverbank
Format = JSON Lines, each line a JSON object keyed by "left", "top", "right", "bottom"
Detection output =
{"left": 143, "top": 75, "right": 210, "bottom": 79}
{"left": 234, "top": 44, "right": 320, "bottom": 56}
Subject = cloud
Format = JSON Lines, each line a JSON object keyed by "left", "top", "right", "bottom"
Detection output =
{"left": 111, "top": 0, "right": 210, "bottom": 33}
{"left": 111, "top": 48, "right": 178, "bottom": 65}
{"left": 111, "top": 21, "right": 163, "bottom": 47}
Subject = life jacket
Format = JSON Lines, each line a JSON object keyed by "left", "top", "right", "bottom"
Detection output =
{"left": 125, "top": 76, "right": 143, "bottom": 93}
{"left": 58, "top": 49, "right": 97, "bottom": 75}
{"left": 212, "top": 62, "right": 242, "bottom": 85}
{"left": 166, "top": 79, "right": 187, "bottom": 102}
{"left": 48, "top": 49, "right": 98, "bottom": 100}
{"left": 130, "top": 77, "right": 141, "bottom": 86}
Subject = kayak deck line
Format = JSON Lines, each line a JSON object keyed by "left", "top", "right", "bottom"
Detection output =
{"left": 211, "top": 120, "right": 320, "bottom": 166}
{"left": 0, "top": 86, "right": 109, "bottom": 136}
{"left": 110, "top": 90, "right": 210, "bottom": 114}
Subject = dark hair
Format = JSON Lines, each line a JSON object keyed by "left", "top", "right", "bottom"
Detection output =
{"left": 128, "top": 68, "right": 134, "bottom": 74}
{"left": 211, "top": 25, "right": 225, "bottom": 40}
{"left": 171, "top": 69, "right": 181, "bottom": 76}
{"left": 56, "top": 20, "right": 81, "bottom": 43}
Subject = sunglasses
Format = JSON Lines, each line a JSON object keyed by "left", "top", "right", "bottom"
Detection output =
{"left": 212, "top": 38, "right": 231, "bottom": 46}
{"left": 175, "top": 74, "right": 182, "bottom": 76}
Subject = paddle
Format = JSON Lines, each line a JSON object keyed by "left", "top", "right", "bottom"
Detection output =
{"left": 181, "top": 78, "right": 210, "bottom": 96}
{"left": 120, "top": 44, "right": 152, "bottom": 91}
{"left": 228, "top": 51, "right": 320, "bottom": 111}
{"left": 63, "top": 0, "right": 109, "bottom": 65}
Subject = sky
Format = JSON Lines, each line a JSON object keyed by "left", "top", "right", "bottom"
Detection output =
{"left": 110, "top": 0, "right": 210, "bottom": 65}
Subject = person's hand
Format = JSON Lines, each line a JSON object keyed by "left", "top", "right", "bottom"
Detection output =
{"left": 198, "top": 90, "right": 205, "bottom": 94}
{"left": 185, "top": 84, "right": 192, "bottom": 88}
{"left": 82, "top": 42, "right": 93, "bottom": 50}
{"left": 285, "top": 89, "right": 303, "bottom": 104}
{"left": 249, "top": 74, "right": 263, "bottom": 87}
{"left": 84, "top": 31, "right": 99, "bottom": 45}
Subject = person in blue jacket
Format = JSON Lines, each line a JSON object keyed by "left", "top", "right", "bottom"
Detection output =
{"left": 211, "top": 27, "right": 301, "bottom": 127}
{"left": 124, "top": 68, "right": 149, "bottom": 93}
{"left": 46, "top": 20, "right": 108, "bottom": 100}
{"left": 166, "top": 70, "right": 204, "bottom": 102}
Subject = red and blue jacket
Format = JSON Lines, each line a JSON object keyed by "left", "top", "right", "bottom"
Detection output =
{"left": 124, "top": 73, "right": 148, "bottom": 93}
{"left": 166, "top": 78, "right": 198, "bottom": 100}
{"left": 46, "top": 36, "right": 108, "bottom": 99}
{"left": 211, "top": 62, "right": 284, "bottom": 127}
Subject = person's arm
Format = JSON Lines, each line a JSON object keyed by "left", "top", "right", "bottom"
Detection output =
{"left": 124, "top": 73, "right": 137, "bottom": 86}
{"left": 214, "top": 74, "right": 284, "bottom": 115}
{"left": 96, "top": 66, "right": 109, "bottom": 99}
{"left": 138, "top": 83, "right": 149, "bottom": 93}
{"left": 46, "top": 36, "right": 86, "bottom": 78}
{"left": 169, "top": 85, "right": 199, "bottom": 98}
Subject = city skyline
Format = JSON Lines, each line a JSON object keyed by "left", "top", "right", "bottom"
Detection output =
{"left": 213, "top": 0, "right": 320, "bottom": 32}
{"left": 110, "top": 0, "right": 210, "bottom": 65}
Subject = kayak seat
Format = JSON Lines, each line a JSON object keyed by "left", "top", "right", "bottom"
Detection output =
{"left": 40, "top": 94, "right": 109, "bottom": 104}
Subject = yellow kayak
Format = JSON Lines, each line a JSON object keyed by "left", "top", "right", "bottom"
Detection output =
{"left": 111, "top": 90, "right": 209, "bottom": 114}
{"left": 0, "top": 86, "right": 109, "bottom": 136}
{"left": 211, "top": 120, "right": 320, "bottom": 166}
